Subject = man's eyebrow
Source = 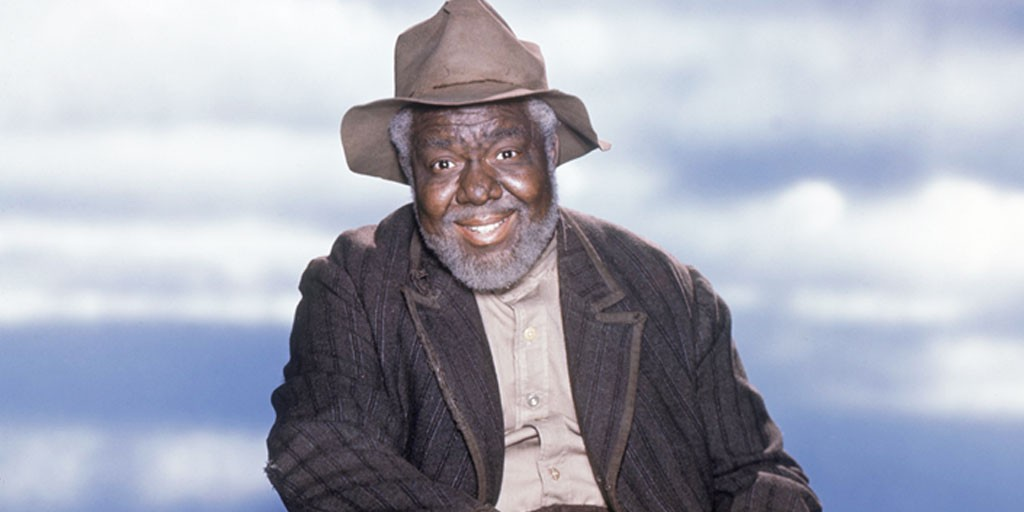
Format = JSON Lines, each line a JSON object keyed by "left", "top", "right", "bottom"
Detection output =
{"left": 486, "top": 126, "right": 528, "bottom": 141}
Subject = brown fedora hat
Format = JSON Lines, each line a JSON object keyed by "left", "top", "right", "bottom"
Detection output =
{"left": 341, "top": 0, "right": 610, "bottom": 184}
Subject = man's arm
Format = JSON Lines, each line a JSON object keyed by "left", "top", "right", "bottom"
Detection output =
{"left": 687, "top": 268, "right": 822, "bottom": 512}
{"left": 266, "top": 255, "right": 493, "bottom": 512}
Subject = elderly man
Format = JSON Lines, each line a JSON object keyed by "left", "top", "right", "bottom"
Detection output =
{"left": 266, "top": 1, "right": 821, "bottom": 511}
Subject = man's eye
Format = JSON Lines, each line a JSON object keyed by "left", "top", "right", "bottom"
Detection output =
{"left": 431, "top": 159, "right": 455, "bottom": 171}
{"left": 496, "top": 149, "right": 519, "bottom": 160}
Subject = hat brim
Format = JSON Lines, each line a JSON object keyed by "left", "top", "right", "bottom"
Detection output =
{"left": 341, "top": 88, "right": 610, "bottom": 184}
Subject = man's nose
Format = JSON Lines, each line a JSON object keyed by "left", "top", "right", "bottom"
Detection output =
{"left": 456, "top": 160, "right": 503, "bottom": 205}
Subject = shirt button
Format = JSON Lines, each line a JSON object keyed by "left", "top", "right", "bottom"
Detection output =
{"left": 526, "top": 393, "right": 541, "bottom": 408}
{"left": 549, "top": 467, "right": 561, "bottom": 481}
{"left": 523, "top": 326, "right": 537, "bottom": 342}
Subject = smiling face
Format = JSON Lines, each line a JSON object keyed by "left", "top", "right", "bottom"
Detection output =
{"left": 408, "top": 100, "right": 559, "bottom": 291}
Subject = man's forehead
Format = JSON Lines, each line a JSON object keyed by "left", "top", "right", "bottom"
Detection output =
{"left": 412, "top": 102, "right": 534, "bottom": 141}
{"left": 414, "top": 101, "right": 531, "bottom": 126}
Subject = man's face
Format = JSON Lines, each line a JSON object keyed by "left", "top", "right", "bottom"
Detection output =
{"left": 409, "top": 100, "right": 558, "bottom": 291}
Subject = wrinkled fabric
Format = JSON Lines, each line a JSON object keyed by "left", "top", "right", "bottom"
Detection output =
{"left": 267, "top": 204, "right": 821, "bottom": 511}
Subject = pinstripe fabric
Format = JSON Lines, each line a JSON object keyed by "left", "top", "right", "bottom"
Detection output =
{"left": 267, "top": 204, "right": 820, "bottom": 511}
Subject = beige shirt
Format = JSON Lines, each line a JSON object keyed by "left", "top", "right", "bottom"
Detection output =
{"left": 475, "top": 239, "right": 605, "bottom": 512}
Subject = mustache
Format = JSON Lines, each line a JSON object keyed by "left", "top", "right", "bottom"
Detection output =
{"left": 442, "top": 196, "right": 527, "bottom": 224}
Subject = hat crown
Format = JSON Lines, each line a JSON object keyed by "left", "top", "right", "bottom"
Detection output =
{"left": 340, "top": 0, "right": 608, "bottom": 184}
{"left": 394, "top": 0, "right": 548, "bottom": 101}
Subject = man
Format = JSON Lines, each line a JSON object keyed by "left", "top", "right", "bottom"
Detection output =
{"left": 266, "top": 1, "right": 821, "bottom": 511}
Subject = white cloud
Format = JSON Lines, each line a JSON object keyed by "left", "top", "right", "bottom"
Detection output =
{"left": 0, "top": 425, "right": 272, "bottom": 509}
{"left": 0, "top": 288, "right": 300, "bottom": 325}
{"left": 789, "top": 287, "right": 969, "bottom": 325}
{"left": 0, "top": 0, "right": 413, "bottom": 217}
{"left": 0, "top": 215, "right": 326, "bottom": 283}
{"left": 0, "top": 0, "right": 402, "bottom": 128}
{"left": 840, "top": 177, "right": 1024, "bottom": 286}
{"left": 0, "top": 426, "right": 103, "bottom": 507}
{"left": 0, "top": 215, "right": 333, "bottom": 325}
{"left": 134, "top": 430, "right": 271, "bottom": 505}
{"left": 917, "top": 335, "right": 1024, "bottom": 415}
{"left": 828, "top": 336, "right": 1024, "bottom": 419}
{"left": 507, "top": 2, "right": 1024, "bottom": 149}
{"left": 0, "top": 122, "right": 409, "bottom": 213}
{"left": 914, "top": 336, "right": 1024, "bottom": 418}
{"left": 647, "top": 175, "right": 1024, "bottom": 301}
{"left": 4, "top": 0, "right": 1021, "bottom": 147}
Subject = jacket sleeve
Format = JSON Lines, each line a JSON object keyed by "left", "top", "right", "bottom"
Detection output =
{"left": 686, "top": 268, "right": 822, "bottom": 512}
{"left": 266, "top": 254, "right": 493, "bottom": 512}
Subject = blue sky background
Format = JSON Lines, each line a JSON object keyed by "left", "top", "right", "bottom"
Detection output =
{"left": 2, "top": 0, "right": 1023, "bottom": 510}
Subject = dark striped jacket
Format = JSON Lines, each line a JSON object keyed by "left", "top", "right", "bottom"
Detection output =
{"left": 267, "top": 205, "right": 820, "bottom": 511}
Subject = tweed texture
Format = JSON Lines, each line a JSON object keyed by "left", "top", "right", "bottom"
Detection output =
{"left": 266, "top": 204, "right": 820, "bottom": 511}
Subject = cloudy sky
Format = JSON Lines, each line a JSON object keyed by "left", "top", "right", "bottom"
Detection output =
{"left": 2, "top": 0, "right": 1023, "bottom": 510}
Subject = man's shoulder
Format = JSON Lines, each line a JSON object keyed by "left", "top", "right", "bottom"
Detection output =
{"left": 561, "top": 207, "right": 707, "bottom": 300}
{"left": 561, "top": 208, "right": 681, "bottom": 265}
{"left": 298, "top": 204, "right": 416, "bottom": 287}
{"left": 326, "top": 204, "right": 417, "bottom": 259}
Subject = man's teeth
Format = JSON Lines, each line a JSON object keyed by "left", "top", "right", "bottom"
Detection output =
{"left": 467, "top": 218, "right": 505, "bottom": 234}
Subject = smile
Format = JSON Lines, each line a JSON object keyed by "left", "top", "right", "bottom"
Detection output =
{"left": 466, "top": 218, "right": 506, "bottom": 234}
{"left": 455, "top": 211, "right": 516, "bottom": 247}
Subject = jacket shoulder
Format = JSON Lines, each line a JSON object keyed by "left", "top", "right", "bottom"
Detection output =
{"left": 561, "top": 208, "right": 696, "bottom": 281}
{"left": 560, "top": 208, "right": 723, "bottom": 315}
{"left": 328, "top": 204, "right": 415, "bottom": 259}
{"left": 301, "top": 204, "right": 417, "bottom": 290}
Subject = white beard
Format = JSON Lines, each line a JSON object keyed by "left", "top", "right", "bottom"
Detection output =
{"left": 417, "top": 192, "right": 559, "bottom": 292}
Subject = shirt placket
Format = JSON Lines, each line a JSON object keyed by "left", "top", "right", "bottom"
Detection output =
{"left": 513, "top": 296, "right": 548, "bottom": 428}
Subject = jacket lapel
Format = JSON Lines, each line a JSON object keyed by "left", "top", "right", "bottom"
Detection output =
{"left": 401, "top": 234, "right": 504, "bottom": 505}
{"left": 557, "top": 211, "right": 647, "bottom": 508}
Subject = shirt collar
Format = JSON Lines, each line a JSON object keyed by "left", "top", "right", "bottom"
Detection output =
{"left": 485, "top": 235, "right": 558, "bottom": 306}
